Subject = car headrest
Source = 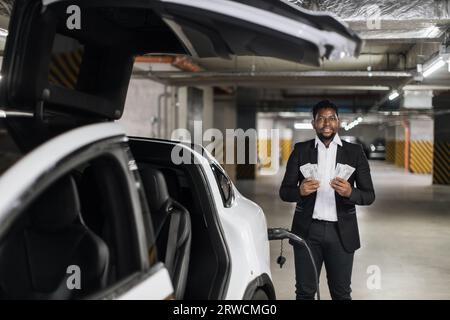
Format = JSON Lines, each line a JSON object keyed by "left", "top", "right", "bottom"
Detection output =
{"left": 29, "top": 175, "right": 80, "bottom": 231}
{"left": 139, "top": 166, "right": 170, "bottom": 213}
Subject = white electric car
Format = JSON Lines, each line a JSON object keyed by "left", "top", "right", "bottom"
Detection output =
{"left": 0, "top": 0, "right": 361, "bottom": 299}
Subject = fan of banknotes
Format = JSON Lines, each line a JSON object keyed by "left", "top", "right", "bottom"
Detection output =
{"left": 299, "top": 163, "right": 319, "bottom": 180}
{"left": 299, "top": 163, "right": 355, "bottom": 180}
{"left": 334, "top": 163, "right": 355, "bottom": 180}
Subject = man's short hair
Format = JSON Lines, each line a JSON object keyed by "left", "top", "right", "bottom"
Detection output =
{"left": 312, "top": 100, "right": 339, "bottom": 120}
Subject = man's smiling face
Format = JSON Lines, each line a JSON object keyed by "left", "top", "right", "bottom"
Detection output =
{"left": 312, "top": 107, "right": 340, "bottom": 141}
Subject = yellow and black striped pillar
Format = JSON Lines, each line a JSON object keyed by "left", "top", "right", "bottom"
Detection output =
{"left": 280, "top": 138, "right": 292, "bottom": 165}
{"left": 279, "top": 128, "right": 293, "bottom": 166}
{"left": 432, "top": 141, "right": 450, "bottom": 185}
{"left": 432, "top": 95, "right": 450, "bottom": 185}
{"left": 408, "top": 118, "right": 434, "bottom": 174}
{"left": 257, "top": 139, "right": 272, "bottom": 169}
{"left": 385, "top": 139, "right": 395, "bottom": 163}
{"left": 394, "top": 140, "right": 405, "bottom": 168}
{"left": 409, "top": 140, "right": 433, "bottom": 174}
{"left": 49, "top": 49, "right": 83, "bottom": 89}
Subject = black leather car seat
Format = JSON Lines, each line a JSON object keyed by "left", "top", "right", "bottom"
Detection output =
{"left": 0, "top": 175, "right": 109, "bottom": 299}
{"left": 139, "top": 165, "right": 191, "bottom": 299}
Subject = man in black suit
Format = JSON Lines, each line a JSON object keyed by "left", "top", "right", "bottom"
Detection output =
{"left": 279, "top": 100, "right": 375, "bottom": 300}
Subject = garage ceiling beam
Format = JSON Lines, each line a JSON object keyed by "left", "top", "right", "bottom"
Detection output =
{"left": 139, "top": 70, "right": 414, "bottom": 87}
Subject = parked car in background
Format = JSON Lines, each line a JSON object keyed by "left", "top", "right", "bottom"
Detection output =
{"left": 369, "top": 138, "right": 386, "bottom": 160}
{"left": 340, "top": 136, "right": 370, "bottom": 159}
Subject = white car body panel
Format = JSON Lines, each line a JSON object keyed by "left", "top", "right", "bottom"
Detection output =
{"left": 219, "top": 189, "right": 271, "bottom": 299}
{"left": 117, "top": 265, "right": 174, "bottom": 300}
{"left": 188, "top": 148, "right": 272, "bottom": 299}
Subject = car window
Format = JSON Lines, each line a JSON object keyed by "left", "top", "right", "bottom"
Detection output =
{"left": 0, "top": 119, "right": 22, "bottom": 176}
{"left": 0, "top": 149, "right": 144, "bottom": 299}
{"left": 211, "top": 164, "right": 234, "bottom": 208}
{"left": 49, "top": 33, "right": 84, "bottom": 90}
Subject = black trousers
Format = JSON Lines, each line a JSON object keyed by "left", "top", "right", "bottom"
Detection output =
{"left": 293, "top": 219, "right": 354, "bottom": 300}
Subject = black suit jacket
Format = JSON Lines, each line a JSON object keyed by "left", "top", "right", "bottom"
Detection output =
{"left": 279, "top": 139, "right": 375, "bottom": 252}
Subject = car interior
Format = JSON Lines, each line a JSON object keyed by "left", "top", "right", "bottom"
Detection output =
{"left": 0, "top": 154, "right": 142, "bottom": 299}
{"left": 138, "top": 165, "right": 192, "bottom": 299}
{"left": 129, "top": 138, "right": 231, "bottom": 300}
{"left": 0, "top": 135, "right": 231, "bottom": 299}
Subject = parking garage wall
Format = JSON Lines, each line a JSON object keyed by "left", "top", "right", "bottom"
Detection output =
{"left": 120, "top": 77, "right": 214, "bottom": 141}
{"left": 120, "top": 78, "right": 167, "bottom": 138}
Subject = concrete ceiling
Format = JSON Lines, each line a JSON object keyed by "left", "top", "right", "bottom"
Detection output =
{"left": 180, "top": 1, "right": 450, "bottom": 112}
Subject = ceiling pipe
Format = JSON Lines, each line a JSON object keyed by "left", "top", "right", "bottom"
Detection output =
{"left": 135, "top": 55, "right": 203, "bottom": 72}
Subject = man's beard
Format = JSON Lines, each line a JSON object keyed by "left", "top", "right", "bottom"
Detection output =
{"left": 317, "top": 131, "right": 336, "bottom": 143}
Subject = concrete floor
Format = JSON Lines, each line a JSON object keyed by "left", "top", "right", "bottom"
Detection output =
{"left": 236, "top": 160, "right": 450, "bottom": 300}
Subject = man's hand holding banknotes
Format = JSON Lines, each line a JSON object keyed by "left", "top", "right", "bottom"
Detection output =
{"left": 299, "top": 163, "right": 355, "bottom": 198}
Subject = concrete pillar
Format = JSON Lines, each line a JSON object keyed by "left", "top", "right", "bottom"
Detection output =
{"left": 409, "top": 117, "right": 433, "bottom": 174}
{"left": 385, "top": 125, "right": 396, "bottom": 163}
{"left": 397, "top": 90, "right": 434, "bottom": 172}
{"left": 177, "top": 87, "right": 188, "bottom": 131}
{"left": 432, "top": 94, "right": 450, "bottom": 185}
{"left": 280, "top": 128, "right": 294, "bottom": 165}
{"left": 213, "top": 94, "right": 237, "bottom": 182}
{"left": 394, "top": 123, "right": 406, "bottom": 168}
{"left": 236, "top": 88, "right": 258, "bottom": 180}
{"left": 201, "top": 86, "right": 214, "bottom": 131}
{"left": 257, "top": 117, "right": 274, "bottom": 171}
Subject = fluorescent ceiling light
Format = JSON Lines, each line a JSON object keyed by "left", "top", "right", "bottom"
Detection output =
{"left": 388, "top": 90, "right": 400, "bottom": 101}
{"left": 423, "top": 56, "right": 446, "bottom": 78}
{"left": 278, "top": 112, "right": 298, "bottom": 118}
{"left": 344, "top": 118, "right": 360, "bottom": 131}
{"left": 294, "top": 123, "right": 313, "bottom": 130}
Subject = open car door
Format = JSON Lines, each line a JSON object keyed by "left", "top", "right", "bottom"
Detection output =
{"left": 0, "top": 0, "right": 361, "bottom": 129}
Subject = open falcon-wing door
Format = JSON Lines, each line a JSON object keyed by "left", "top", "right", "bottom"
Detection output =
{"left": 156, "top": 0, "right": 361, "bottom": 63}
{"left": 0, "top": 0, "right": 361, "bottom": 124}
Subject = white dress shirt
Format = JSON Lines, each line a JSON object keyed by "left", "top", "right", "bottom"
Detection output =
{"left": 312, "top": 134, "right": 343, "bottom": 222}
